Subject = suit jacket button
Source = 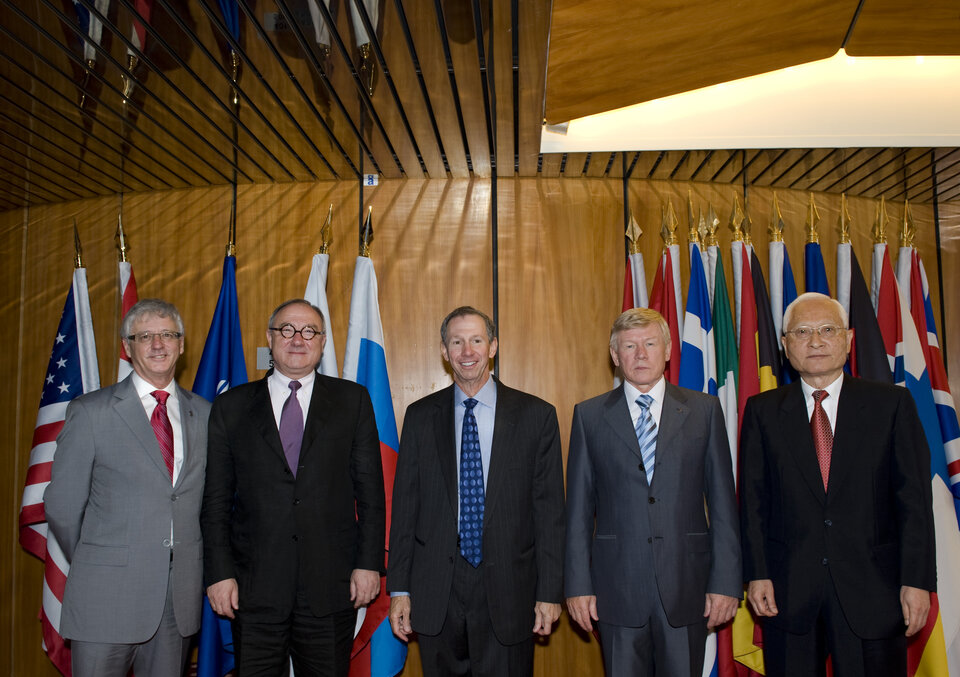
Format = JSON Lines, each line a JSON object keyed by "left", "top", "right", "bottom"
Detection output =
{"left": 647, "top": 537, "right": 652, "bottom": 544}
{"left": 824, "top": 519, "right": 832, "bottom": 527}
{"left": 293, "top": 498, "right": 301, "bottom": 505}
{"left": 821, "top": 557, "right": 828, "bottom": 565}
{"left": 638, "top": 463, "right": 644, "bottom": 472}
{"left": 292, "top": 535, "right": 299, "bottom": 542}
{"left": 648, "top": 497, "right": 655, "bottom": 504}
{"left": 171, "top": 494, "right": 178, "bottom": 501}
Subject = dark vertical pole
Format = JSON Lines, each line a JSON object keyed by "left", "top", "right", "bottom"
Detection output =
{"left": 486, "top": 0, "right": 499, "bottom": 377}
{"left": 359, "top": 112, "right": 365, "bottom": 236}
{"left": 931, "top": 150, "right": 948, "bottom": 372}
{"left": 622, "top": 152, "right": 629, "bottom": 258}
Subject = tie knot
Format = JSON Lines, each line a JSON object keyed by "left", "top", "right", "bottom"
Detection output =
{"left": 636, "top": 393, "right": 653, "bottom": 410}
{"left": 151, "top": 390, "right": 169, "bottom": 406}
{"left": 813, "top": 390, "right": 828, "bottom": 404}
{"left": 288, "top": 380, "right": 302, "bottom": 394}
{"left": 463, "top": 397, "right": 478, "bottom": 412}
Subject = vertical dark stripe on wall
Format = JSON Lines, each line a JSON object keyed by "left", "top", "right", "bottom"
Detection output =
{"left": 485, "top": 0, "right": 499, "bottom": 377}
{"left": 932, "top": 150, "right": 948, "bottom": 371}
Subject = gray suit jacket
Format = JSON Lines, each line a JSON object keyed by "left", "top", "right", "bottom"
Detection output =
{"left": 45, "top": 377, "right": 210, "bottom": 643}
{"left": 565, "top": 382, "right": 741, "bottom": 627}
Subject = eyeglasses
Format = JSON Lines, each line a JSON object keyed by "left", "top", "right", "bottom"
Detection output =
{"left": 126, "top": 331, "right": 183, "bottom": 344}
{"left": 784, "top": 325, "right": 844, "bottom": 341}
{"left": 269, "top": 325, "right": 325, "bottom": 341}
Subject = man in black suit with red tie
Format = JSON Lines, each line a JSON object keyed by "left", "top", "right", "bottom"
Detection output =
{"left": 740, "top": 292, "right": 936, "bottom": 677}
{"left": 202, "top": 299, "right": 385, "bottom": 676}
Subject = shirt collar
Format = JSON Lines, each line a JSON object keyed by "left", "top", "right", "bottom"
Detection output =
{"left": 800, "top": 372, "right": 844, "bottom": 401}
{"left": 454, "top": 375, "right": 497, "bottom": 409}
{"left": 270, "top": 368, "right": 316, "bottom": 390}
{"left": 130, "top": 371, "right": 176, "bottom": 399}
{"left": 624, "top": 376, "right": 666, "bottom": 406}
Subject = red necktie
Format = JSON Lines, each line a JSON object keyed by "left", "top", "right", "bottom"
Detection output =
{"left": 151, "top": 390, "right": 175, "bottom": 481}
{"left": 811, "top": 390, "right": 833, "bottom": 491}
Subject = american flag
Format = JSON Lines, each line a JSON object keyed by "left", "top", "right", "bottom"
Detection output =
{"left": 19, "top": 268, "right": 99, "bottom": 676}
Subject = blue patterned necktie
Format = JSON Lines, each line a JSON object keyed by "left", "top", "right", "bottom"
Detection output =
{"left": 636, "top": 394, "right": 658, "bottom": 484}
{"left": 459, "top": 397, "right": 484, "bottom": 567}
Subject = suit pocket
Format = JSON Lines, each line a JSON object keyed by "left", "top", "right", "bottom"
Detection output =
{"left": 685, "top": 532, "right": 710, "bottom": 553}
{"left": 74, "top": 543, "right": 128, "bottom": 566}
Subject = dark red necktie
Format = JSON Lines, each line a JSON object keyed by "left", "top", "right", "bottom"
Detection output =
{"left": 811, "top": 390, "right": 833, "bottom": 491}
{"left": 151, "top": 390, "right": 175, "bottom": 481}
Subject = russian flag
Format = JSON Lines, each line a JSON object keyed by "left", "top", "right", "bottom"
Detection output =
{"left": 342, "top": 255, "right": 406, "bottom": 677}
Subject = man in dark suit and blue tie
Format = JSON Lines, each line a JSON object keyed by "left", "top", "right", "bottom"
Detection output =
{"left": 387, "top": 306, "right": 566, "bottom": 677}
{"left": 739, "top": 292, "right": 935, "bottom": 676}
{"left": 565, "top": 307, "right": 741, "bottom": 676}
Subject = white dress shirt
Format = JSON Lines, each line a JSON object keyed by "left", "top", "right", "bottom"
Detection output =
{"left": 268, "top": 368, "right": 316, "bottom": 430}
{"left": 800, "top": 372, "right": 843, "bottom": 433}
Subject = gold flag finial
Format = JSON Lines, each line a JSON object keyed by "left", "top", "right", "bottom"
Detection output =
{"left": 660, "top": 201, "right": 679, "bottom": 246}
{"left": 73, "top": 219, "right": 83, "bottom": 268}
{"left": 318, "top": 204, "right": 333, "bottom": 254}
{"left": 686, "top": 191, "right": 698, "bottom": 244}
{"left": 359, "top": 206, "right": 374, "bottom": 257}
{"left": 837, "top": 193, "right": 852, "bottom": 244}
{"left": 872, "top": 197, "right": 889, "bottom": 245}
{"left": 704, "top": 204, "right": 719, "bottom": 246}
{"left": 625, "top": 211, "right": 643, "bottom": 255}
{"left": 805, "top": 193, "right": 821, "bottom": 244}
{"left": 742, "top": 211, "right": 754, "bottom": 246}
{"left": 900, "top": 199, "right": 915, "bottom": 248}
{"left": 728, "top": 193, "right": 745, "bottom": 242}
{"left": 115, "top": 212, "right": 129, "bottom": 262}
{"left": 769, "top": 192, "right": 785, "bottom": 242}
{"left": 121, "top": 54, "right": 139, "bottom": 103}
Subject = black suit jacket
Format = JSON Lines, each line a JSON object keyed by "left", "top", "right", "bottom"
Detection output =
{"left": 386, "top": 380, "right": 565, "bottom": 645}
{"left": 201, "top": 374, "right": 385, "bottom": 620}
{"left": 739, "top": 377, "right": 936, "bottom": 639}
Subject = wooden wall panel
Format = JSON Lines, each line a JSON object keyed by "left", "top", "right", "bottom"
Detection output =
{"left": 1, "top": 209, "right": 25, "bottom": 676}
{"left": 1, "top": 177, "right": 956, "bottom": 676}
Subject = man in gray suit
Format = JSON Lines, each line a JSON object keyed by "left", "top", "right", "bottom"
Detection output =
{"left": 45, "top": 298, "right": 209, "bottom": 677}
{"left": 565, "top": 308, "right": 741, "bottom": 676}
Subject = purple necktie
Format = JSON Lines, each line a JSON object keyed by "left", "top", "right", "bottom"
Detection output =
{"left": 279, "top": 380, "right": 303, "bottom": 476}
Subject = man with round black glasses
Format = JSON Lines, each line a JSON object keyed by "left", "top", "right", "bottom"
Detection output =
{"left": 202, "top": 298, "right": 384, "bottom": 676}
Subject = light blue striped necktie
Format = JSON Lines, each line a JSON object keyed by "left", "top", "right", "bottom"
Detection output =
{"left": 635, "top": 394, "right": 657, "bottom": 484}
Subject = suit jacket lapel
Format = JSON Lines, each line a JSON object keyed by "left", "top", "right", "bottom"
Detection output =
{"left": 827, "top": 377, "right": 862, "bottom": 497}
{"left": 432, "top": 386, "right": 458, "bottom": 517}
{"left": 485, "top": 382, "right": 517, "bottom": 518}
{"left": 657, "top": 383, "right": 691, "bottom": 469}
{"left": 780, "top": 381, "right": 827, "bottom": 504}
{"left": 250, "top": 377, "right": 287, "bottom": 467}
{"left": 602, "top": 386, "right": 642, "bottom": 460}
{"left": 301, "top": 375, "right": 334, "bottom": 463}
{"left": 113, "top": 378, "right": 171, "bottom": 480}
{"left": 174, "top": 386, "right": 204, "bottom": 489}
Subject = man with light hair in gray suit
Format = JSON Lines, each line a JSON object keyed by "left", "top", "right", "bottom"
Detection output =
{"left": 45, "top": 298, "right": 209, "bottom": 677}
{"left": 565, "top": 307, "right": 741, "bottom": 676}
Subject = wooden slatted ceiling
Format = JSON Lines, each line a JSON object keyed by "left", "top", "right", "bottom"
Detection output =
{"left": 1, "top": 0, "right": 959, "bottom": 212}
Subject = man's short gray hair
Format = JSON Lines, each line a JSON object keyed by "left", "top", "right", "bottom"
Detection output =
{"left": 782, "top": 292, "right": 849, "bottom": 333}
{"left": 440, "top": 306, "right": 496, "bottom": 345}
{"left": 121, "top": 299, "right": 184, "bottom": 337}
{"left": 268, "top": 299, "right": 325, "bottom": 330}
{"left": 609, "top": 308, "right": 670, "bottom": 350}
